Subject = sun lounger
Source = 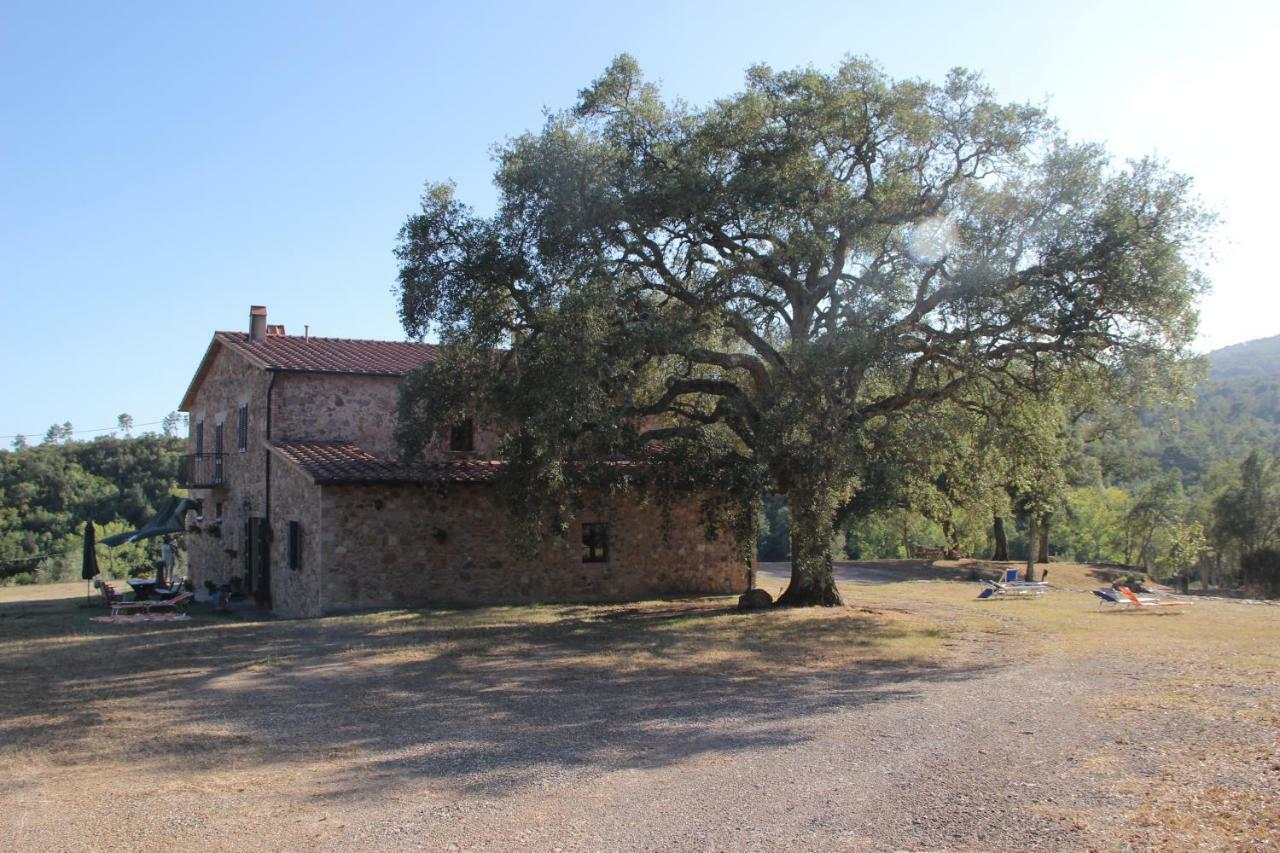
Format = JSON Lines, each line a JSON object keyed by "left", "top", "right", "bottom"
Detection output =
{"left": 977, "top": 569, "right": 1049, "bottom": 599}
{"left": 1092, "top": 586, "right": 1189, "bottom": 611}
{"left": 99, "top": 582, "right": 192, "bottom": 617}
{"left": 99, "top": 581, "right": 148, "bottom": 615}
{"left": 133, "top": 591, "right": 193, "bottom": 615}
{"left": 1118, "top": 586, "right": 1189, "bottom": 609}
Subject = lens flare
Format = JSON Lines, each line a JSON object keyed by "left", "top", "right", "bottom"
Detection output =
{"left": 907, "top": 216, "right": 957, "bottom": 263}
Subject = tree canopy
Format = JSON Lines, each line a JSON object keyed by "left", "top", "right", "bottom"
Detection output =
{"left": 394, "top": 55, "right": 1209, "bottom": 605}
{"left": 0, "top": 434, "right": 185, "bottom": 583}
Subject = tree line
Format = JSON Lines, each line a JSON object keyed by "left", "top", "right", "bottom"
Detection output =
{"left": 758, "top": 341, "right": 1280, "bottom": 598}
{"left": 0, "top": 429, "right": 186, "bottom": 584}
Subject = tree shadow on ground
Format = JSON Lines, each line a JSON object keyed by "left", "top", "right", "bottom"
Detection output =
{"left": 0, "top": 594, "right": 991, "bottom": 801}
{"left": 758, "top": 559, "right": 987, "bottom": 587}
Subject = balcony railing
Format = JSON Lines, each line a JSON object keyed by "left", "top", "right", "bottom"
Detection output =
{"left": 180, "top": 453, "right": 228, "bottom": 488}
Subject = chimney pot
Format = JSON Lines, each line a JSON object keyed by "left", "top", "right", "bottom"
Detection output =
{"left": 249, "top": 305, "right": 267, "bottom": 341}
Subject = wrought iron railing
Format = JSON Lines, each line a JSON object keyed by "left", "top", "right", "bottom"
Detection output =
{"left": 179, "top": 453, "right": 227, "bottom": 488}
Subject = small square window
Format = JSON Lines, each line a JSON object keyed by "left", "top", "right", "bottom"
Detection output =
{"left": 288, "top": 521, "right": 302, "bottom": 571}
{"left": 449, "top": 419, "right": 474, "bottom": 453}
{"left": 582, "top": 522, "right": 609, "bottom": 563}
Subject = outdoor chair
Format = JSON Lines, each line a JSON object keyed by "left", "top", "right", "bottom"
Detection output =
{"left": 976, "top": 568, "right": 1049, "bottom": 599}
{"left": 1092, "top": 586, "right": 1189, "bottom": 611}
{"left": 1092, "top": 588, "right": 1124, "bottom": 607}
{"left": 99, "top": 581, "right": 152, "bottom": 616}
{"left": 133, "top": 590, "right": 194, "bottom": 616}
{"left": 1118, "top": 586, "right": 1189, "bottom": 610}
{"left": 154, "top": 576, "right": 187, "bottom": 597}
{"left": 98, "top": 582, "right": 192, "bottom": 617}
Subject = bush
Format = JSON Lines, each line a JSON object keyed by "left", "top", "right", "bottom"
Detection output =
{"left": 1240, "top": 547, "right": 1280, "bottom": 598}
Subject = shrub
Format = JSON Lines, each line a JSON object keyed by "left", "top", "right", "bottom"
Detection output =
{"left": 1240, "top": 547, "right": 1280, "bottom": 598}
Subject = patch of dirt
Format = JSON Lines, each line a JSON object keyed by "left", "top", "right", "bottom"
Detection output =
{"left": 1, "top": 575, "right": 1276, "bottom": 850}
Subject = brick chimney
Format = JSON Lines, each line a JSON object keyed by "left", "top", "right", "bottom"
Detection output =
{"left": 249, "top": 305, "right": 267, "bottom": 341}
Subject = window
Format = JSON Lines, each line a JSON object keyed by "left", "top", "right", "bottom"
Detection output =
{"left": 213, "top": 423, "right": 224, "bottom": 483}
{"left": 449, "top": 418, "right": 474, "bottom": 452}
{"left": 582, "top": 522, "right": 609, "bottom": 563}
{"left": 288, "top": 521, "right": 302, "bottom": 571}
{"left": 194, "top": 420, "right": 204, "bottom": 455}
{"left": 214, "top": 502, "right": 223, "bottom": 523}
{"left": 237, "top": 404, "right": 248, "bottom": 452}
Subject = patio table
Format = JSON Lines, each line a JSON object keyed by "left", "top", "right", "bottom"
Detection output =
{"left": 126, "top": 578, "right": 157, "bottom": 601}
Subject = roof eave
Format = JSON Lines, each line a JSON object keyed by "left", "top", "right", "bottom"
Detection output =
{"left": 178, "top": 337, "right": 223, "bottom": 412}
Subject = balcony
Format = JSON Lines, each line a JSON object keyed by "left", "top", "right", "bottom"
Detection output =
{"left": 180, "top": 453, "right": 228, "bottom": 488}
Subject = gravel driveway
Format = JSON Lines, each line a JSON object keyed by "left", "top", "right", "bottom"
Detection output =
{"left": 3, "top": 575, "right": 1276, "bottom": 851}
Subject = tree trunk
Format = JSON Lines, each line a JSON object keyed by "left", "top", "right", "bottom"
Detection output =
{"left": 1025, "top": 516, "right": 1038, "bottom": 583}
{"left": 1037, "top": 516, "right": 1050, "bottom": 564}
{"left": 992, "top": 515, "right": 1009, "bottom": 561}
{"left": 778, "top": 492, "right": 843, "bottom": 607}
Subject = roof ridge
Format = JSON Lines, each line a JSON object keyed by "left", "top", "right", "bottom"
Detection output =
{"left": 215, "top": 330, "right": 436, "bottom": 347}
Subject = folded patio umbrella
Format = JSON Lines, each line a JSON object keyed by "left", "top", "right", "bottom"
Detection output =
{"left": 82, "top": 520, "right": 99, "bottom": 579}
{"left": 82, "top": 520, "right": 100, "bottom": 603}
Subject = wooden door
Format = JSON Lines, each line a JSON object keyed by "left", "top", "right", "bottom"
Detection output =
{"left": 246, "top": 516, "right": 271, "bottom": 608}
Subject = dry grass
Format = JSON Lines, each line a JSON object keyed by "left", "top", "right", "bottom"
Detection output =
{"left": 2, "top": 569, "right": 1277, "bottom": 849}
{"left": 834, "top": 567, "right": 1280, "bottom": 848}
{"left": 0, "top": 582, "right": 955, "bottom": 771}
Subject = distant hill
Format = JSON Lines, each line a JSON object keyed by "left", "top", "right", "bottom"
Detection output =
{"left": 1103, "top": 335, "right": 1280, "bottom": 488}
{"left": 1208, "top": 334, "right": 1280, "bottom": 381}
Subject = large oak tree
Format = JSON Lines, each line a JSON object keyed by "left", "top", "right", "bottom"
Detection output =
{"left": 394, "top": 56, "right": 1208, "bottom": 605}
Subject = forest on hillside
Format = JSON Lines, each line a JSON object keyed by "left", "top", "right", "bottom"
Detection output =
{"left": 5, "top": 337, "right": 1280, "bottom": 594}
{"left": 0, "top": 432, "right": 185, "bottom": 584}
{"left": 758, "top": 335, "right": 1280, "bottom": 597}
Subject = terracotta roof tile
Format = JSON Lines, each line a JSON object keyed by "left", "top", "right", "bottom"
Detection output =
{"left": 270, "top": 441, "right": 501, "bottom": 485}
{"left": 215, "top": 331, "right": 440, "bottom": 375}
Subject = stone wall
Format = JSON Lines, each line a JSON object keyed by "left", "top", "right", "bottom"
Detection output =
{"left": 270, "top": 372, "right": 499, "bottom": 461}
{"left": 184, "top": 346, "right": 270, "bottom": 592}
{"left": 317, "top": 483, "right": 749, "bottom": 611}
{"left": 180, "top": 338, "right": 744, "bottom": 616}
{"left": 267, "top": 457, "right": 323, "bottom": 618}
{"left": 272, "top": 373, "right": 402, "bottom": 459}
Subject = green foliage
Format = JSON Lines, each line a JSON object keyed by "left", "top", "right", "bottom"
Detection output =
{"left": 1211, "top": 450, "right": 1280, "bottom": 557}
{"left": 756, "top": 494, "right": 791, "bottom": 561}
{"left": 1057, "top": 486, "right": 1132, "bottom": 563}
{"left": 395, "top": 55, "right": 1208, "bottom": 603}
{"left": 1239, "top": 547, "right": 1280, "bottom": 597}
{"left": 1159, "top": 521, "right": 1207, "bottom": 582}
{"left": 0, "top": 434, "right": 184, "bottom": 584}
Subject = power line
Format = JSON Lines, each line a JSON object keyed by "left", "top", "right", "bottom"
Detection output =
{"left": 1, "top": 418, "right": 181, "bottom": 442}
{"left": 0, "top": 550, "right": 67, "bottom": 567}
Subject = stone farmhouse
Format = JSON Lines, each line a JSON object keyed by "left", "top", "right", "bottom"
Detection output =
{"left": 178, "top": 306, "right": 749, "bottom": 617}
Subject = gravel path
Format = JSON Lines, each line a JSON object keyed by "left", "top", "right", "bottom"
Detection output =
{"left": 3, "top": 575, "right": 1275, "bottom": 851}
{"left": 5, "top": 637, "right": 1125, "bottom": 851}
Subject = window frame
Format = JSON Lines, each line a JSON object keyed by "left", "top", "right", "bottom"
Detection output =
{"left": 582, "top": 522, "right": 610, "bottom": 564}
{"left": 237, "top": 404, "right": 248, "bottom": 453}
{"left": 449, "top": 418, "right": 474, "bottom": 453}
{"left": 194, "top": 420, "right": 204, "bottom": 456}
{"left": 288, "top": 520, "right": 302, "bottom": 571}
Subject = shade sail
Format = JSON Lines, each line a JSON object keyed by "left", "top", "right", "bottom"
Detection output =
{"left": 99, "top": 497, "right": 197, "bottom": 547}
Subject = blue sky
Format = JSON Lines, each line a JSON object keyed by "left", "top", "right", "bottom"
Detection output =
{"left": 2, "top": 1, "right": 1277, "bottom": 441}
